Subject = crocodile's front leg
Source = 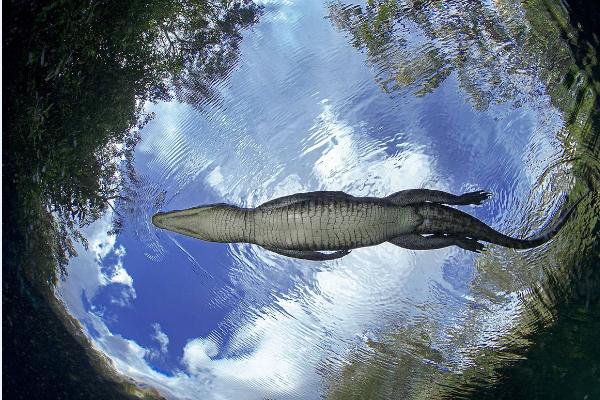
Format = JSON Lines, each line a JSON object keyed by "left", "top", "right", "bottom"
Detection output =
{"left": 262, "top": 246, "right": 350, "bottom": 261}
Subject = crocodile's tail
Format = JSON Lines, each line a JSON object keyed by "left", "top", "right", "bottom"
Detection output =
{"left": 415, "top": 193, "right": 586, "bottom": 249}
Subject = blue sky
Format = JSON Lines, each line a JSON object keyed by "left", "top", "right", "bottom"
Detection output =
{"left": 57, "top": 0, "right": 570, "bottom": 398}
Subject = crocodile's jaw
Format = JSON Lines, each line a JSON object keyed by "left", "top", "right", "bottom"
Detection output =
{"left": 152, "top": 205, "right": 245, "bottom": 242}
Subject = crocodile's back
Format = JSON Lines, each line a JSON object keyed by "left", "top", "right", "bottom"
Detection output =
{"left": 248, "top": 198, "right": 420, "bottom": 250}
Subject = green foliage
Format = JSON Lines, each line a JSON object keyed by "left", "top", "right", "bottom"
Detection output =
{"left": 4, "top": 0, "right": 261, "bottom": 286}
{"left": 327, "top": 0, "right": 546, "bottom": 109}
{"left": 329, "top": 0, "right": 400, "bottom": 57}
{"left": 324, "top": 0, "right": 600, "bottom": 398}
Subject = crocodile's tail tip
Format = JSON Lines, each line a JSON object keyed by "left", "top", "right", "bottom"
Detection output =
{"left": 525, "top": 188, "right": 589, "bottom": 247}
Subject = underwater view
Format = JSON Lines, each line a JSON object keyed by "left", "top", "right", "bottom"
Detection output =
{"left": 3, "top": 0, "right": 599, "bottom": 399}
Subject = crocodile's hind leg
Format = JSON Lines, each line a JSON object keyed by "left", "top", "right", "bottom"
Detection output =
{"left": 389, "top": 234, "right": 485, "bottom": 253}
{"left": 262, "top": 246, "right": 350, "bottom": 261}
{"left": 386, "top": 189, "right": 491, "bottom": 206}
{"left": 448, "top": 235, "right": 486, "bottom": 253}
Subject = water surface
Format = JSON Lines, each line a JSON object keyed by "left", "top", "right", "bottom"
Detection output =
{"left": 56, "top": 0, "right": 599, "bottom": 398}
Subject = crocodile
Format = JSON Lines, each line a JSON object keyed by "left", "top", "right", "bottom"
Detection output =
{"left": 151, "top": 189, "right": 583, "bottom": 261}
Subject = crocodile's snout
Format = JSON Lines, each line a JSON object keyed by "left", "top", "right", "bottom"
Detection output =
{"left": 152, "top": 212, "right": 166, "bottom": 228}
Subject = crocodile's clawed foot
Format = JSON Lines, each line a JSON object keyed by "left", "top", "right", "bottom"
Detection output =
{"left": 459, "top": 190, "right": 492, "bottom": 206}
{"left": 455, "top": 237, "right": 486, "bottom": 253}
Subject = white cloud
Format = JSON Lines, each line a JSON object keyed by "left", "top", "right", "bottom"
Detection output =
{"left": 55, "top": 0, "right": 572, "bottom": 392}
{"left": 114, "top": 245, "right": 127, "bottom": 258}
{"left": 307, "top": 101, "right": 434, "bottom": 194}
{"left": 83, "top": 89, "right": 561, "bottom": 397}
{"left": 57, "top": 100, "right": 453, "bottom": 400}
{"left": 206, "top": 166, "right": 224, "bottom": 189}
{"left": 56, "top": 212, "right": 115, "bottom": 318}
{"left": 56, "top": 211, "right": 136, "bottom": 334}
{"left": 109, "top": 287, "right": 137, "bottom": 307}
{"left": 182, "top": 338, "right": 219, "bottom": 375}
{"left": 203, "top": 102, "right": 453, "bottom": 394}
{"left": 100, "top": 247, "right": 136, "bottom": 307}
{"left": 107, "top": 259, "right": 133, "bottom": 287}
{"left": 152, "top": 323, "right": 170, "bottom": 355}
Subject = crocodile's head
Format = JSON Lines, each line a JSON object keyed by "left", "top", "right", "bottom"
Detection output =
{"left": 152, "top": 203, "right": 231, "bottom": 241}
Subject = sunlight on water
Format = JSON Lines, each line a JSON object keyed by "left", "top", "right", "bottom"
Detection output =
{"left": 55, "top": 0, "right": 598, "bottom": 398}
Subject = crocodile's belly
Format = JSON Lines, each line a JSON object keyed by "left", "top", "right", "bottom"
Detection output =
{"left": 249, "top": 201, "right": 414, "bottom": 250}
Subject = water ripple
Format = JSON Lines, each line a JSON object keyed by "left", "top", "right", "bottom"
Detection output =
{"left": 57, "top": 0, "right": 599, "bottom": 399}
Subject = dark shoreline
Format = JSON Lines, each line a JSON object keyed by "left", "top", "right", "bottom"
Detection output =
{"left": 2, "top": 0, "right": 260, "bottom": 396}
{"left": 2, "top": 159, "right": 136, "bottom": 398}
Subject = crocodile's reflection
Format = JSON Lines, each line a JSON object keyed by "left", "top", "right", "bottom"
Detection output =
{"left": 152, "top": 189, "right": 583, "bottom": 261}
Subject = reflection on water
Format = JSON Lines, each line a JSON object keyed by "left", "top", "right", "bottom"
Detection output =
{"left": 56, "top": 0, "right": 598, "bottom": 399}
{"left": 327, "top": 0, "right": 539, "bottom": 110}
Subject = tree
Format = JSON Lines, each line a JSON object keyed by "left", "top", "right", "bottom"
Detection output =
{"left": 324, "top": 0, "right": 600, "bottom": 398}
{"left": 3, "top": 0, "right": 262, "bottom": 285}
{"left": 327, "top": 0, "right": 542, "bottom": 109}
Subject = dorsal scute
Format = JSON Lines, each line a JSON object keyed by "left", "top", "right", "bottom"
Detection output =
{"left": 257, "top": 191, "right": 354, "bottom": 210}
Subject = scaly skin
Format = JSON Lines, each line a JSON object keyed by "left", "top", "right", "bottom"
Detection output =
{"left": 152, "top": 189, "right": 584, "bottom": 260}
{"left": 152, "top": 195, "right": 422, "bottom": 251}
